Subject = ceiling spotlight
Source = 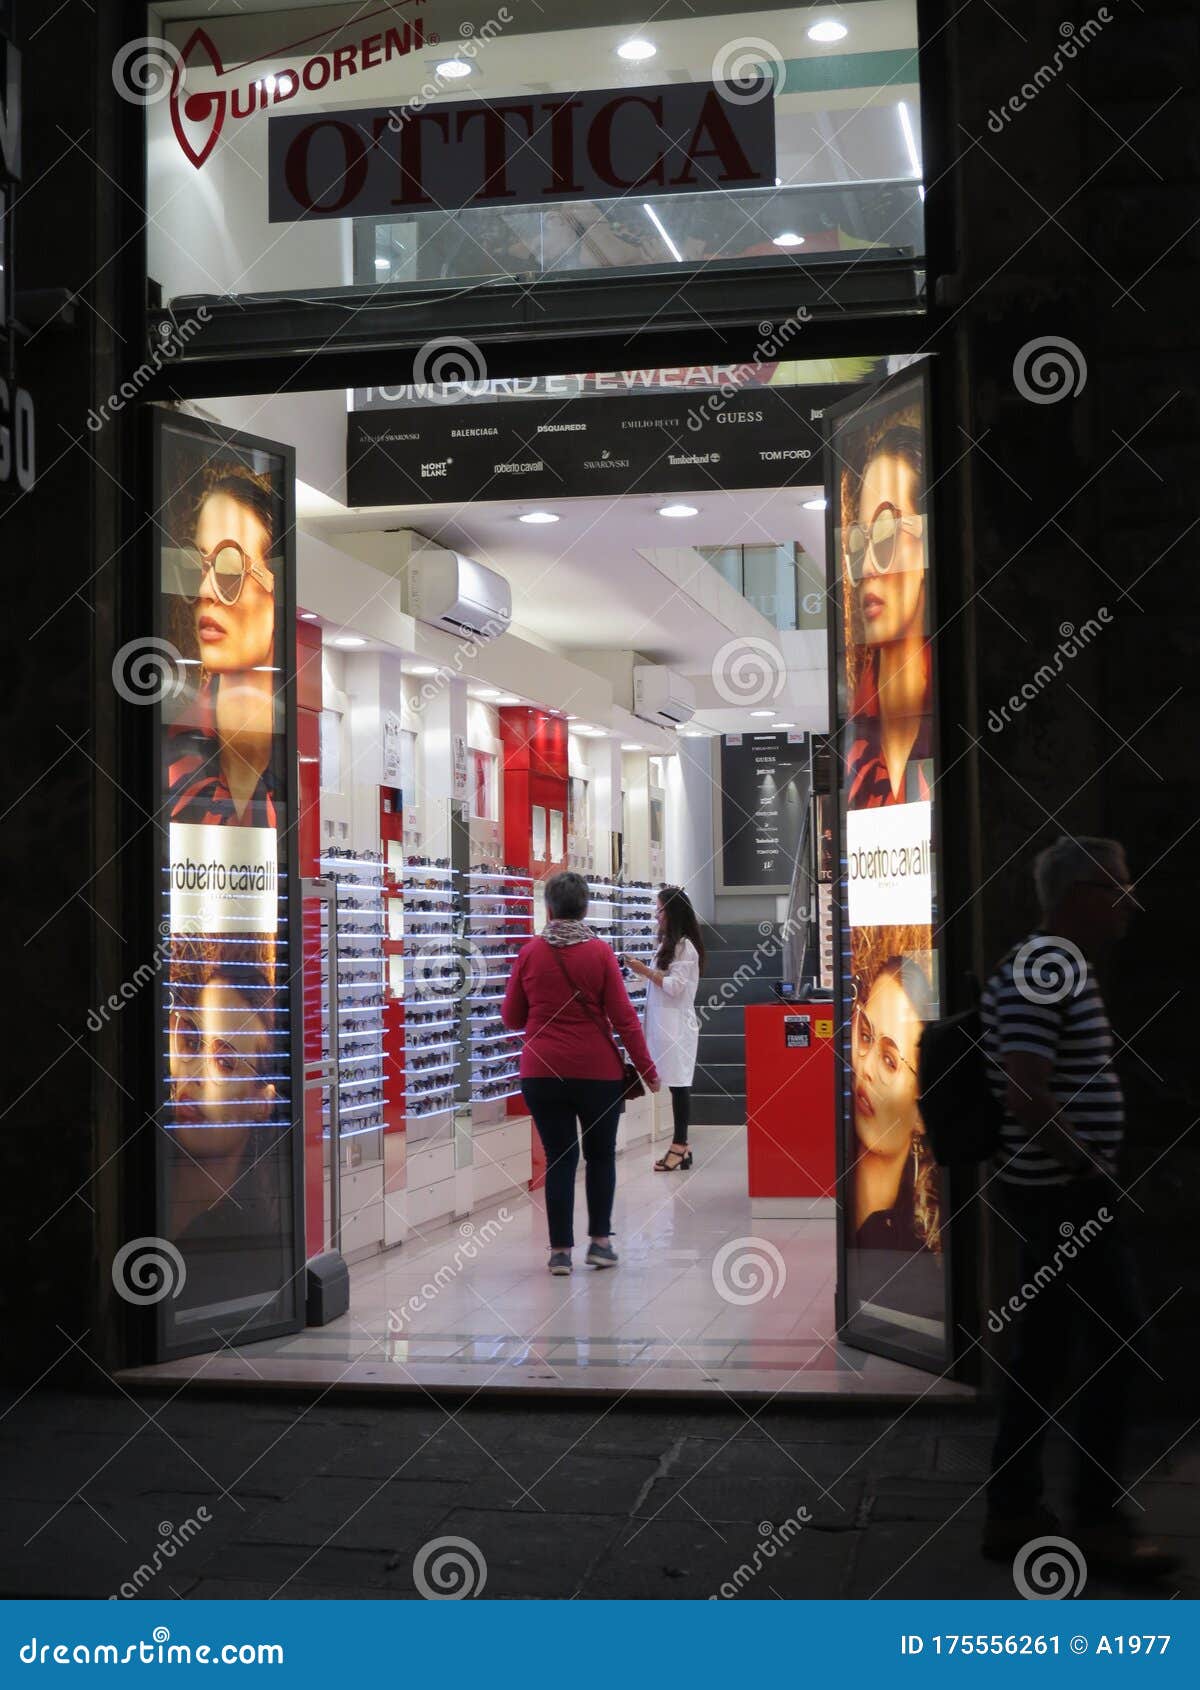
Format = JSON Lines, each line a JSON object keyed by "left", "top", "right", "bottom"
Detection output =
{"left": 518, "top": 510, "right": 560, "bottom": 524}
{"left": 807, "top": 20, "right": 848, "bottom": 44}
{"left": 475, "top": 687, "right": 503, "bottom": 699}
{"left": 299, "top": 611, "right": 319, "bottom": 621}
{"left": 374, "top": 256, "right": 390, "bottom": 270}
{"left": 617, "top": 38, "right": 656, "bottom": 61}
{"left": 658, "top": 503, "right": 698, "bottom": 518}
{"left": 772, "top": 231, "right": 804, "bottom": 248}
{"left": 436, "top": 58, "right": 472, "bottom": 79}
{"left": 802, "top": 496, "right": 827, "bottom": 511}
{"left": 409, "top": 663, "right": 440, "bottom": 675}
{"left": 493, "top": 694, "right": 521, "bottom": 706}
{"left": 679, "top": 729, "right": 707, "bottom": 738}
{"left": 621, "top": 743, "right": 644, "bottom": 752}
{"left": 775, "top": 721, "right": 797, "bottom": 729}
{"left": 750, "top": 710, "right": 775, "bottom": 718}
{"left": 333, "top": 635, "right": 366, "bottom": 648}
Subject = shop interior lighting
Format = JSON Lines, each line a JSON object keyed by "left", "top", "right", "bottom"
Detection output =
{"left": 621, "top": 743, "right": 644, "bottom": 752}
{"left": 617, "top": 38, "right": 656, "bottom": 61}
{"left": 658, "top": 503, "right": 698, "bottom": 518}
{"left": 750, "top": 710, "right": 775, "bottom": 718}
{"left": 775, "top": 721, "right": 797, "bottom": 728}
{"left": 772, "top": 231, "right": 804, "bottom": 248}
{"left": 897, "top": 101, "right": 921, "bottom": 177}
{"left": 807, "top": 19, "right": 848, "bottom": 43}
{"left": 518, "top": 510, "right": 559, "bottom": 524}
{"left": 333, "top": 635, "right": 366, "bottom": 647}
{"left": 643, "top": 203, "right": 683, "bottom": 263}
{"left": 299, "top": 611, "right": 319, "bottom": 621}
{"left": 493, "top": 694, "right": 521, "bottom": 706}
{"left": 474, "top": 687, "right": 503, "bottom": 699}
{"left": 436, "top": 59, "right": 472, "bottom": 79}
{"left": 802, "top": 496, "right": 827, "bottom": 511}
{"left": 409, "top": 663, "right": 439, "bottom": 674}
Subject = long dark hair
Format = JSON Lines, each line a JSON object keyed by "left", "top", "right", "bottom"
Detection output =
{"left": 655, "top": 885, "right": 706, "bottom": 974}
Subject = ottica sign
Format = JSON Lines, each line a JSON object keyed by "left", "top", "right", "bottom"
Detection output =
{"left": 267, "top": 80, "right": 776, "bottom": 222}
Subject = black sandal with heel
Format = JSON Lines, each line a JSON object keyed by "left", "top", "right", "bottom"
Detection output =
{"left": 654, "top": 1148, "right": 693, "bottom": 1172}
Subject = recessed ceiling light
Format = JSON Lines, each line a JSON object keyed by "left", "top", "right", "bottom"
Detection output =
{"left": 775, "top": 722, "right": 797, "bottom": 729}
{"left": 333, "top": 635, "right": 366, "bottom": 648}
{"left": 807, "top": 20, "right": 848, "bottom": 44}
{"left": 299, "top": 611, "right": 319, "bottom": 621}
{"left": 494, "top": 694, "right": 521, "bottom": 706}
{"left": 474, "top": 687, "right": 503, "bottom": 699}
{"left": 658, "top": 503, "right": 698, "bottom": 518}
{"left": 680, "top": 729, "right": 707, "bottom": 738}
{"left": 803, "top": 496, "right": 827, "bottom": 511}
{"left": 772, "top": 231, "right": 804, "bottom": 248}
{"left": 518, "top": 510, "right": 559, "bottom": 524}
{"left": 436, "top": 58, "right": 472, "bottom": 79}
{"left": 374, "top": 256, "right": 390, "bottom": 269}
{"left": 409, "top": 663, "right": 439, "bottom": 675}
{"left": 621, "top": 743, "right": 644, "bottom": 752}
{"left": 617, "top": 38, "right": 656, "bottom": 61}
{"left": 750, "top": 710, "right": 775, "bottom": 718}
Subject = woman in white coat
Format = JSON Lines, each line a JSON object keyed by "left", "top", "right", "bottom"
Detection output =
{"left": 623, "top": 885, "right": 705, "bottom": 1171}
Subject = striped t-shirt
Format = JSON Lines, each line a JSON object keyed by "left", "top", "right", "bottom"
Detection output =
{"left": 980, "top": 937, "right": 1124, "bottom": 1186}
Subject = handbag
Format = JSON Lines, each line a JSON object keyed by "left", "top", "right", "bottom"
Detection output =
{"left": 542, "top": 939, "right": 646, "bottom": 1101}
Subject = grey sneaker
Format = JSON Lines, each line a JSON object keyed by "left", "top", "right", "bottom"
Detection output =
{"left": 548, "top": 1251, "right": 572, "bottom": 1276}
{"left": 586, "top": 1242, "right": 619, "bottom": 1269}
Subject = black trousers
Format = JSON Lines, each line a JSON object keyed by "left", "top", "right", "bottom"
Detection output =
{"left": 987, "top": 1177, "right": 1142, "bottom": 1524}
{"left": 522, "top": 1076, "right": 624, "bottom": 1249}
{"left": 669, "top": 1085, "right": 691, "bottom": 1145}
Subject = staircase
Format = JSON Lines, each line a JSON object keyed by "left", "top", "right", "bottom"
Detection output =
{"left": 690, "top": 921, "right": 781, "bottom": 1125}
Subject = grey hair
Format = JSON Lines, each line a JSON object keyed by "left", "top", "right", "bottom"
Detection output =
{"left": 1033, "top": 835, "right": 1127, "bottom": 913}
{"left": 544, "top": 870, "right": 589, "bottom": 921}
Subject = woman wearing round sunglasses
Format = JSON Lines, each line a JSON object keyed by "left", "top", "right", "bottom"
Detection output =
{"left": 851, "top": 955, "right": 940, "bottom": 1254}
{"left": 167, "top": 466, "right": 279, "bottom": 827}
{"left": 842, "top": 423, "right": 932, "bottom": 810}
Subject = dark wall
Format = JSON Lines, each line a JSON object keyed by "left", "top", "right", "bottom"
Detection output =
{"left": 0, "top": 0, "right": 149, "bottom": 1383}
{"left": 939, "top": 0, "right": 1199, "bottom": 1369}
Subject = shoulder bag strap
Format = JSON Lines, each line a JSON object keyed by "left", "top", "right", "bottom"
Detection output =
{"left": 541, "top": 938, "right": 620, "bottom": 1049}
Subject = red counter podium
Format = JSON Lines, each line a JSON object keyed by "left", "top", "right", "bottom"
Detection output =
{"left": 744, "top": 1002, "right": 837, "bottom": 1217}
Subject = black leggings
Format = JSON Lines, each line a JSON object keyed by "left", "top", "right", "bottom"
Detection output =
{"left": 522, "top": 1076, "right": 624, "bottom": 1249}
{"left": 669, "top": 1085, "right": 691, "bottom": 1145}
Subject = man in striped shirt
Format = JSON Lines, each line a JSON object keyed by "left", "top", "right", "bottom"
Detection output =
{"left": 980, "top": 836, "right": 1175, "bottom": 1579}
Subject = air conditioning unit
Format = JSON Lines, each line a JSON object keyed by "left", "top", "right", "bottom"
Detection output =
{"left": 633, "top": 665, "right": 696, "bottom": 728}
{"left": 408, "top": 542, "right": 511, "bottom": 640}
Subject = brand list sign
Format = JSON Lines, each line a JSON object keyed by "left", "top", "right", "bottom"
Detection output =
{"left": 268, "top": 79, "right": 775, "bottom": 221}
{"left": 347, "top": 385, "right": 843, "bottom": 506}
{"left": 719, "top": 732, "right": 809, "bottom": 890}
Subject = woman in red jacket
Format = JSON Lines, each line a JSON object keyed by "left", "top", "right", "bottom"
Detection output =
{"left": 502, "top": 871, "right": 660, "bottom": 1275}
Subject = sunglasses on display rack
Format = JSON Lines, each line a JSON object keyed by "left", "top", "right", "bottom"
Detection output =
{"left": 324, "top": 848, "right": 382, "bottom": 864}
{"left": 405, "top": 856, "right": 451, "bottom": 870}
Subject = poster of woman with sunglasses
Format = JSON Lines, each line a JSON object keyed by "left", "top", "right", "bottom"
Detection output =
{"left": 153, "top": 414, "right": 302, "bottom": 1352}
{"left": 827, "top": 367, "right": 947, "bottom": 1365}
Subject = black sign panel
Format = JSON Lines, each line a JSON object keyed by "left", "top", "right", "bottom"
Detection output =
{"left": 785, "top": 1015, "right": 811, "bottom": 1048}
{"left": 346, "top": 385, "right": 842, "bottom": 506}
{"left": 269, "top": 79, "right": 775, "bottom": 223}
{"left": 719, "top": 732, "right": 809, "bottom": 890}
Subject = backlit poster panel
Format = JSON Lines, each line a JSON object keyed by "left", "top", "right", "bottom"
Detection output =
{"left": 826, "top": 367, "right": 947, "bottom": 1368}
{"left": 152, "top": 413, "right": 303, "bottom": 1356}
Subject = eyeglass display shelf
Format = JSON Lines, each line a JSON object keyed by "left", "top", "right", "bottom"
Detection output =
{"left": 466, "top": 870, "right": 533, "bottom": 885}
{"left": 398, "top": 864, "right": 456, "bottom": 880}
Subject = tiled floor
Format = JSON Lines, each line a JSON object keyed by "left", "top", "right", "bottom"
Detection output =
{"left": 123, "top": 1126, "right": 971, "bottom": 1401}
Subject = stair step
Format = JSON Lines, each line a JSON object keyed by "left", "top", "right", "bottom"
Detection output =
{"left": 693, "top": 1062, "right": 746, "bottom": 1092}
{"left": 691, "top": 1093, "right": 747, "bottom": 1125}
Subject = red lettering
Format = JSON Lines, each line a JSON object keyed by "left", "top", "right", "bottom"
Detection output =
{"left": 272, "top": 69, "right": 299, "bottom": 105}
{"left": 333, "top": 45, "right": 357, "bottom": 80}
{"left": 285, "top": 119, "right": 368, "bottom": 213}
{"left": 384, "top": 24, "right": 414, "bottom": 58}
{"left": 230, "top": 83, "right": 257, "bottom": 120}
{"left": 302, "top": 55, "right": 331, "bottom": 91}
{"left": 670, "top": 90, "right": 757, "bottom": 186}
{"left": 361, "top": 33, "right": 383, "bottom": 70}
{"left": 456, "top": 105, "right": 534, "bottom": 202}
{"left": 586, "top": 95, "right": 666, "bottom": 191}
{"left": 541, "top": 98, "right": 586, "bottom": 196}
{"left": 372, "top": 111, "right": 448, "bottom": 207}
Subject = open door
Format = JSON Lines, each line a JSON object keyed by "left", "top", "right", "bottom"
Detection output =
{"left": 151, "top": 411, "right": 305, "bottom": 1359}
{"left": 825, "top": 365, "right": 960, "bottom": 1373}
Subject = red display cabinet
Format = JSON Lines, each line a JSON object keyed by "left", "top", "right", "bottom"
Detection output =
{"left": 744, "top": 1002, "right": 836, "bottom": 1217}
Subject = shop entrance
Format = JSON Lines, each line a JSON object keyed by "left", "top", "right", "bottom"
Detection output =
{"left": 133, "top": 360, "right": 967, "bottom": 1399}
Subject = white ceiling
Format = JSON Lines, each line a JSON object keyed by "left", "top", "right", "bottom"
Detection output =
{"left": 301, "top": 484, "right": 827, "bottom": 667}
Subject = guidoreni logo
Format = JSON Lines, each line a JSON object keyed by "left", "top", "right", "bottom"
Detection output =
{"left": 169, "top": 5, "right": 427, "bottom": 169}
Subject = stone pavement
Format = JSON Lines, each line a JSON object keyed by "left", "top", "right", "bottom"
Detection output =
{"left": 1, "top": 1390, "right": 1197, "bottom": 1601}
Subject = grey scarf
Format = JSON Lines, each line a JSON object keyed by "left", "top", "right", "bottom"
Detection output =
{"left": 542, "top": 919, "right": 594, "bottom": 947}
